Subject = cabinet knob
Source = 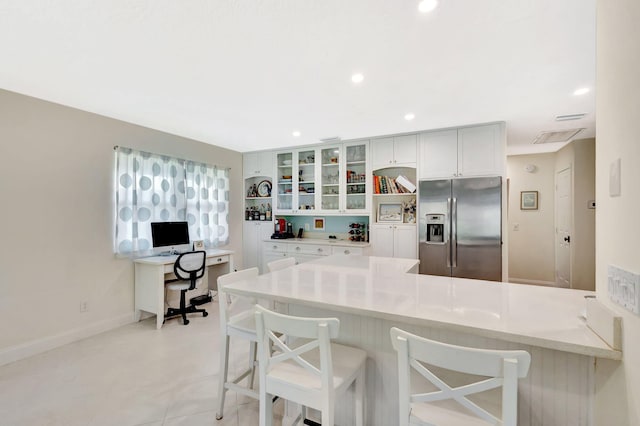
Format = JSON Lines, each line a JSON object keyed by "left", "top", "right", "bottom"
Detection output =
{"left": 295, "top": 246, "right": 301, "bottom": 251}
{"left": 318, "top": 248, "right": 323, "bottom": 252}
{"left": 272, "top": 245, "right": 277, "bottom": 249}
{"left": 344, "top": 249, "right": 350, "bottom": 254}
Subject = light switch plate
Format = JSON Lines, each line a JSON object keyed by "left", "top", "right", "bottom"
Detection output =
{"left": 608, "top": 265, "right": 640, "bottom": 315}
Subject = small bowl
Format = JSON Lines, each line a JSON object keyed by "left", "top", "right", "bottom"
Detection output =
{"left": 282, "top": 159, "right": 292, "bottom": 165}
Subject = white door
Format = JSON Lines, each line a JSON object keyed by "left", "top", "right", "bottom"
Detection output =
{"left": 457, "top": 124, "right": 502, "bottom": 177}
{"left": 370, "top": 224, "right": 395, "bottom": 257}
{"left": 556, "top": 167, "right": 572, "bottom": 288}
{"left": 394, "top": 225, "right": 417, "bottom": 259}
{"left": 392, "top": 134, "right": 417, "bottom": 166}
{"left": 243, "top": 222, "right": 258, "bottom": 269}
{"left": 370, "top": 137, "right": 395, "bottom": 169}
{"left": 419, "top": 129, "right": 458, "bottom": 179}
{"left": 257, "top": 222, "right": 275, "bottom": 273}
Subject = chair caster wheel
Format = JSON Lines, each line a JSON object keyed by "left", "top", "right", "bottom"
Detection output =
{"left": 183, "top": 319, "right": 190, "bottom": 325}
{"left": 216, "top": 414, "right": 223, "bottom": 420}
{"left": 203, "top": 311, "right": 209, "bottom": 317}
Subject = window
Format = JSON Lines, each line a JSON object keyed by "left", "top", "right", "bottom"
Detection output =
{"left": 114, "top": 147, "right": 229, "bottom": 254}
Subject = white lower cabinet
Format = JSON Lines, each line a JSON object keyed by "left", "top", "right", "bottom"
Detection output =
{"left": 370, "top": 224, "right": 417, "bottom": 259}
{"left": 243, "top": 221, "right": 275, "bottom": 273}
{"left": 261, "top": 240, "right": 368, "bottom": 271}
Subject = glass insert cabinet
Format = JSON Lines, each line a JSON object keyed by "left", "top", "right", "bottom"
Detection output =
{"left": 274, "top": 142, "right": 369, "bottom": 215}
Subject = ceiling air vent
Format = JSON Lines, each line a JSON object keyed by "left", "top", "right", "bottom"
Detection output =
{"left": 555, "top": 113, "right": 587, "bottom": 121}
{"left": 532, "top": 128, "right": 585, "bottom": 144}
{"left": 320, "top": 136, "right": 342, "bottom": 143}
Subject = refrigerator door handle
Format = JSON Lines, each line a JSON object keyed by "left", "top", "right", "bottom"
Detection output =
{"left": 451, "top": 197, "right": 457, "bottom": 268}
{"left": 446, "top": 198, "right": 452, "bottom": 268}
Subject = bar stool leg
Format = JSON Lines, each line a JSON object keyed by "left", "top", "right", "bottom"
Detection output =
{"left": 216, "top": 334, "right": 230, "bottom": 420}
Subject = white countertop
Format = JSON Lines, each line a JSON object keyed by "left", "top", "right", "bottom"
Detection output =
{"left": 264, "top": 237, "right": 370, "bottom": 247}
{"left": 224, "top": 255, "right": 621, "bottom": 360}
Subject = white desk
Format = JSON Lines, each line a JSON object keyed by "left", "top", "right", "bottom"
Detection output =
{"left": 134, "top": 249, "right": 234, "bottom": 329}
{"left": 223, "top": 254, "right": 619, "bottom": 426}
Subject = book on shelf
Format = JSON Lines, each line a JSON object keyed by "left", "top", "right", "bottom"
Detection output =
{"left": 373, "top": 174, "right": 416, "bottom": 194}
{"left": 396, "top": 175, "right": 416, "bottom": 193}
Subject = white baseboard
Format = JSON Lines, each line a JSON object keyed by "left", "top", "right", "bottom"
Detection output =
{"left": 0, "top": 313, "right": 135, "bottom": 367}
{"left": 508, "top": 277, "right": 557, "bottom": 287}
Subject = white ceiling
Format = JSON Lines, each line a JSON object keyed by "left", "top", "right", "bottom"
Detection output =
{"left": 0, "top": 0, "right": 596, "bottom": 154}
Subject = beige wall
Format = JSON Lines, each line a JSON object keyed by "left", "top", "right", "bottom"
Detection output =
{"left": 572, "top": 139, "right": 596, "bottom": 290}
{"left": 506, "top": 153, "right": 556, "bottom": 284}
{"left": 0, "top": 89, "right": 243, "bottom": 358}
{"left": 506, "top": 139, "right": 595, "bottom": 289}
{"left": 595, "top": 0, "right": 640, "bottom": 424}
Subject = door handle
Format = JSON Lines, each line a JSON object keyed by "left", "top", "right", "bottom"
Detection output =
{"left": 451, "top": 197, "right": 457, "bottom": 268}
{"left": 564, "top": 236, "right": 571, "bottom": 243}
{"left": 446, "top": 198, "right": 452, "bottom": 268}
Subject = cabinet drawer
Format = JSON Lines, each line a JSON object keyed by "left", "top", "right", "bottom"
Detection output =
{"left": 264, "top": 242, "right": 288, "bottom": 253}
{"left": 331, "top": 246, "right": 363, "bottom": 256}
{"left": 288, "top": 243, "right": 330, "bottom": 256}
{"left": 206, "top": 255, "right": 229, "bottom": 266}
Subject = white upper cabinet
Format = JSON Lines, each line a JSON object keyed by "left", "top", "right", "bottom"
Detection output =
{"left": 457, "top": 125, "right": 503, "bottom": 177}
{"left": 419, "top": 123, "right": 504, "bottom": 179}
{"left": 418, "top": 129, "right": 458, "bottom": 179}
{"left": 243, "top": 151, "right": 274, "bottom": 178}
{"left": 371, "top": 134, "right": 417, "bottom": 170}
{"left": 342, "top": 141, "right": 370, "bottom": 214}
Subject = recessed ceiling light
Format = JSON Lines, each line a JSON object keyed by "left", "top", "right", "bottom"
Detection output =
{"left": 351, "top": 73, "right": 364, "bottom": 84}
{"left": 404, "top": 113, "right": 415, "bottom": 121}
{"left": 292, "top": 131, "right": 301, "bottom": 137}
{"left": 573, "top": 87, "right": 590, "bottom": 96}
{"left": 418, "top": 0, "right": 438, "bottom": 13}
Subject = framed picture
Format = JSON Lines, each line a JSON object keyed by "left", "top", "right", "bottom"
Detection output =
{"left": 313, "top": 217, "right": 325, "bottom": 231}
{"left": 378, "top": 202, "right": 403, "bottom": 222}
{"left": 520, "top": 191, "right": 539, "bottom": 210}
{"left": 192, "top": 240, "right": 205, "bottom": 250}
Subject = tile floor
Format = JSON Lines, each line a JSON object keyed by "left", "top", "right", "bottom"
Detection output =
{"left": 0, "top": 301, "right": 284, "bottom": 426}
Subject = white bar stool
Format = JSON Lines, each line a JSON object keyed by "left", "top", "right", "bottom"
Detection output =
{"left": 390, "top": 327, "right": 531, "bottom": 426}
{"left": 215, "top": 267, "right": 260, "bottom": 420}
{"left": 254, "top": 305, "right": 367, "bottom": 426}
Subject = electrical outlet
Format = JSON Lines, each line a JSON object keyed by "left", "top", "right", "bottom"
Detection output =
{"left": 513, "top": 223, "right": 519, "bottom": 231}
{"left": 304, "top": 223, "right": 309, "bottom": 231}
{"left": 80, "top": 301, "right": 88, "bottom": 313}
{"left": 608, "top": 265, "right": 640, "bottom": 315}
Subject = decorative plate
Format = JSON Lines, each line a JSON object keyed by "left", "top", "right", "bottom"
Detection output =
{"left": 257, "top": 180, "right": 272, "bottom": 197}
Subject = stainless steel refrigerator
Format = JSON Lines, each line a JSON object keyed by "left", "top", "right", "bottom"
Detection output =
{"left": 418, "top": 177, "right": 502, "bottom": 281}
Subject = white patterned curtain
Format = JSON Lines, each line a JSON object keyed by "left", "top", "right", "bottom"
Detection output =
{"left": 114, "top": 147, "right": 229, "bottom": 254}
{"left": 185, "top": 161, "right": 230, "bottom": 247}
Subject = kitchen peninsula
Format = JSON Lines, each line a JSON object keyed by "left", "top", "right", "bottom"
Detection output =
{"left": 224, "top": 255, "right": 620, "bottom": 426}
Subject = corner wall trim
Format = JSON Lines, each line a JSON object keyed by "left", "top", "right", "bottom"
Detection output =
{"left": 0, "top": 313, "right": 135, "bottom": 367}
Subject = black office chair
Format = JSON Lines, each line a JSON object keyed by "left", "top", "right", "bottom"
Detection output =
{"left": 164, "top": 251, "right": 209, "bottom": 325}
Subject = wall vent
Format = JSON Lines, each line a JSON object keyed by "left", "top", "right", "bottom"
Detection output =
{"left": 320, "top": 136, "right": 342, "bottom": 143}
{"left": 532, "top": 128, "right": 585, "bottom": 144}
{"left": 555, "top": 113, "right": 587, "bottom": 121}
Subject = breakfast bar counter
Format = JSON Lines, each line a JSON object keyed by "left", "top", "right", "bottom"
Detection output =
{"left": 224, "top": 255, "right": 620, "bottom": 425}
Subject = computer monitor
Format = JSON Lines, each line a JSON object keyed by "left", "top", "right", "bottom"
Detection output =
{"left": 150, "top": 221, "right": 190, "bottom": 254}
